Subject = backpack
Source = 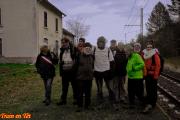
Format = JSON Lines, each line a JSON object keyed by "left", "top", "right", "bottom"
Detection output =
{"left": 152, "top": 54, "right": 164, "bottom": 73}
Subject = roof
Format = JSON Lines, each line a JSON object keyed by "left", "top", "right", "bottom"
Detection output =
{"left": 38, "top": 0, "right": 66, "bottom": 17}
{"left": 63, "top": 28, "right": 75, "bottom": 37}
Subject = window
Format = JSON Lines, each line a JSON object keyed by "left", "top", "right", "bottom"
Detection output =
{"left": 0, "top": 8, "right": 2, "bottom": 25}
{"left": 44, "top": 12, "right": 47, "bottom": 27}
{"left": 0, "top": 38, "right": 2, "bottom": 56}
{"left": 55, "top": 18, "right": 58, "bottom": 31}
{"left": 44, "top": 38, "right": 48, "bottom": 45}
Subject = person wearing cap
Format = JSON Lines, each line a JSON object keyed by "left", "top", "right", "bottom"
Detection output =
{"left": 57, "top": 37, "right": 77, "bottom": 105}
{"left": 75, "top": 42, "right": 94, "bottom": 112}
{"left": 35, "top": 45, "right": 55, "bottom": 106}
{"left": 93, "top": 36, "right": 114, "bottom": 104}
{"left": 126, "top": 42, "right": 145, "bottom": 108}
{"left": 142, "top": 41, "right": 161, "bottom": 113}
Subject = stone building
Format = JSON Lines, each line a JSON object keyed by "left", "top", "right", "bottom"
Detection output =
{"left": 0, "top": 0, "right": 65, "bottom": 63}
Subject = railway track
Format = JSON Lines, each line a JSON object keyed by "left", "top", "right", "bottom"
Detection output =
{"left": 157, "top": 73, "right": 180, "bottom": 119}
{"left": 158, "top": 73, "right": 180, "bottom": 106}
{"left": 157, "top": 84, "right": 180, "bottom": 106}
{"left": 161, "top": 72, "right": 180, "bottom": 84}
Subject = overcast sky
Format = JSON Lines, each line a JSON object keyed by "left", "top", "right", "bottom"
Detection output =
{"left": 49, "top": 0, "right": 170, "bottom": 45}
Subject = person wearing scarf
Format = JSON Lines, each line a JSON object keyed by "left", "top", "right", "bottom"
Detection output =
{"left": 142, "top": 41, "right": 161, "bottom": 113}
{"left": 75, "top": 42, "right": 94, "bottom": 112}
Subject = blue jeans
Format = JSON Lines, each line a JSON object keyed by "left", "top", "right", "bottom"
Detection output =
{"left": 43, "top": 78, "right": 53, "bottom": 100}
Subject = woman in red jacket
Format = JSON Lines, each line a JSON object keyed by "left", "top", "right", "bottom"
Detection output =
{"left": 142, "top": 41, "right": 161, "bottom": 113}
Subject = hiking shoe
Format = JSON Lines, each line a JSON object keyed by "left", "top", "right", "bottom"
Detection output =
{"left": 76, "top": 107, "right": 83, "bottom": 112}
{"left": 128, "top": 104, "right": 135, "bottom": 109}
{"left": 42, "top": 100, "right": 46, "bottom": 103}
{"left": 45, "top": 100, "right": 51, "bottom": 106}
{"left": 142, "top": 104, "right": 152, "bottom": 114}
{"left": 57, "top": 101, "right": 66, "bottom": 106}
{"left": 122, "top": 104, "right": 135, "bottom": 109}
{"left": 113, "top": 104, "right": 119, "bottom": 111}
{"left": 73, "top": 100, "right": 77, "bottom": 105}
{"left": 42, "top": 98, "right": 49, "bottom": 103}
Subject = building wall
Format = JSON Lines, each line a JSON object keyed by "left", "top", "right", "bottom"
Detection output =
{"left": 37, "top": 2, "right": 62, "bottom": 55}
{"left": 0, "top": 0, "right": 63, "bottom": 63}
{"left": 0, "top": 0, "right": 38, "bottom": 60}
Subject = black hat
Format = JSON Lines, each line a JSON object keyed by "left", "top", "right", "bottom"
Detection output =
{"left": 84, "top": 42, "right": 92, "bottom": 48}
{"left": 111, "top": 39, "right": 116, "bottom": 43}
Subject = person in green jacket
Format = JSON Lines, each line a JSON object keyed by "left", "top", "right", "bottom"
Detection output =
{"left": 126, "top": 42, "right": 145, "bottom": 108}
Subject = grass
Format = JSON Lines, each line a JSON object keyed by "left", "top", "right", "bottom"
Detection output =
{"left": 165, "top": 57, "right": 180, "bottom": 67}
{"left": 0, "top": 64, "right": 168, "bottom": 120}
{"left": 165, "top": 56, "right": 180, "bottom": 71}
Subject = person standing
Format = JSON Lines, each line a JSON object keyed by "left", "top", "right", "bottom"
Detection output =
{"left": 142, "top": 41, "right": 161, "bottom": 113}
{"left": 75, "top": 42, "right": 94, "bottom": 112}
{"left": 126, "top": 43, "right": 145, "bottom": 108}
{"left": 35, "top": 45, "right": 55, "bottom": 106}
{"left": 94, "top": 36, "right": 114, "bottom": 103}
{"left": 111, "top": 42, "right": 128, "bottom": 104}
{"left": 57, "top": 37, "right": 77, "bottom": 105}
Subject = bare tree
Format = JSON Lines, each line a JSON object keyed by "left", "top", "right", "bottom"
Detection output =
{"left": 66, "top": 17, "right": 90, "bottom": 44}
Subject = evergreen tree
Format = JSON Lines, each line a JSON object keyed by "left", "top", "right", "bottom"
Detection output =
{"left": 168, "top": 0, "right": 180, "bottom": 21}
{"left": 146, "top": 2, "right": 172, "bottom": 34}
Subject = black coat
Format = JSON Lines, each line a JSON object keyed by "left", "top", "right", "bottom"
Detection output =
{"left": 76, "top": 53, "right": 94, "bottom": 81}
{"left": 59, "top": 44, "right": 76, "bottom": 76}
{"left": 35, "top": 52, "right": 55, "bottom": 79}
{"left": 114, "top": 49, "right": 127, "bottom": 76}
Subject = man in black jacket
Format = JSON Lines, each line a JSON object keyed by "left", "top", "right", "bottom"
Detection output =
{"left": 112, "top": 42, "right": 127, "bottom": 104}
{"left": 57, "top": 38, "right": 77, "bottom": 105}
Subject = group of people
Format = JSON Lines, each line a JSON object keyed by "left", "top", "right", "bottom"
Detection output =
{"left": 35, "top": 36, "right": 161, "bottom": 114}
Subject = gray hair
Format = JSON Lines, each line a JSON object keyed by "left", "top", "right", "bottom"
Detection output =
{"left": 97, "top": 36, "right": 107, "bottom": 43}
{"left": 133, "top": 42, "right": 141, "bottom": 48}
